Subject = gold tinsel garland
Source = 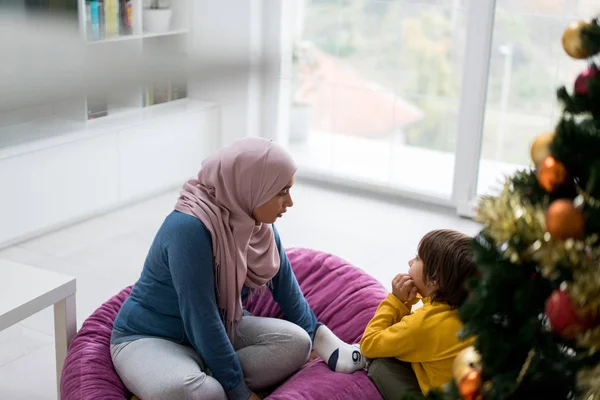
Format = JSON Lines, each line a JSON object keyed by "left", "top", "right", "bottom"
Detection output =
{"left": 475, "top": 180, "right": 547, "bottom": 263}
{"left": 528, "top": 236, "right": 600, "bottom": 312}
{"left": 476, "top": 176, "right": 600, "bottom": 399}
{"left": 578, "top": 363, "right": 600, "bottom": 400}
{"left": 477, "top": 178, "right": 600, "bottom": 316}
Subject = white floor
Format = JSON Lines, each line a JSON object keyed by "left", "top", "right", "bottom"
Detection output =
{"left": 0, "top": 183, "right": 479, "bottom": 399}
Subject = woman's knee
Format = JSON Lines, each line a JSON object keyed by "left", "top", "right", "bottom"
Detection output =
{"left": 261, "top": 321, "right": 311, "bottom": 368}
{"left": 286, "top": 324, "right": 312, "bottom": 366}
{"left": 235, "top": 319, "right": 312, "bottom": 389}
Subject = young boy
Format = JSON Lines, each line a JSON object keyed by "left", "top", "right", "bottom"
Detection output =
{"left": 360, "top": 229, "right": 477, "bottom": 399}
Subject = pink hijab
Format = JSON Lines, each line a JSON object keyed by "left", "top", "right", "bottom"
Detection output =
{"left": 174, "top": 137, "right": 297, "bottom": 338}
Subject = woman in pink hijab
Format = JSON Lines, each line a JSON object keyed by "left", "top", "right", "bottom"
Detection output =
{"left": 110, "top": 137, "right": 365, "bottom": 400}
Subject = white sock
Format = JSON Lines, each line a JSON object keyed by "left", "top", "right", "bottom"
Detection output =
{"left": 313, "top": 324, "right": 366, "bottom": 373}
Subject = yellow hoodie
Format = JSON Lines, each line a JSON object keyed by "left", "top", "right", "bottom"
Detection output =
{"left": 360, "top": 294, "right": 474, "bottom": 394}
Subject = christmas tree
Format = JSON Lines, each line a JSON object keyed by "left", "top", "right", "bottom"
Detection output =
{"left": 412, "top": 17, "right": 600, "bottom": 400}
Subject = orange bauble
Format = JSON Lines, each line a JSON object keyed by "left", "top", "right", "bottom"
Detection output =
{"left": 545, "top": 289, "right": 598, "bottom": 339}
{"left": 562, "top": 20, "right": 589, "bottom": 59}
{"left": 538, "top": 157, "right": 569, "bottom": 192}
{"left": 454, "top": 347, "right": 484, "bottom": 400}
{"left": 453, "top": 346, "right": 482, "bottom": 384}
{"left": 545, "top": 199, "right": 585, "bottom": 240}
{"left": 458, "top": 370, "right": 483, "bottom": 400}
{"left": 530, "top": 132, "right": 554, "bottom": 167}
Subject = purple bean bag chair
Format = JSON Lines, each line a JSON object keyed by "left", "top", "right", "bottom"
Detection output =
{"left": 60, "top": 248, "right": 387, "bottom": 400}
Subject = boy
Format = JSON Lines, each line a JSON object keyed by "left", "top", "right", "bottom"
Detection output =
{"left": 360, "top": 229, "right": 477, "bottom": 399}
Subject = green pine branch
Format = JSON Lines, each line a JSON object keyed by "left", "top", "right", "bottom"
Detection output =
{"left": 581, "top": 21, "right": 600, "bottom": 57}
{"left": 456, "top": 232, "right": 578, "bottom": 399}
{"left": 551, "top": 116, "right": 600, "bottom": 234}
{"left": 551, "top": 118, "right": 600, "bottom": 193}
{"left": 509, "top": 169, "right": 552, "bottom": 204}
{"left": 556, "top": 87, "right": 600, "bottom": 136}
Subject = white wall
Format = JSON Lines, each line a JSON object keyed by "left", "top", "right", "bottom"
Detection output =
{"left": 188, "top": 0, "right": 290, "bottom": 147}
{"left": 260, "top": 0, "right": 292, "bottom": 147}
{"left": 188, "top": 0, "right": 258, "bottom": 145}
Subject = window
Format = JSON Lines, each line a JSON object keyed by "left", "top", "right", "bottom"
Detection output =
{"left": 289, "top": 0, "right": 466, "bottom": 200}
{"left": 477, "top": 0, "right": 600, "bottom": 195}
{"left": 275, "top": 0, "right": 598, "bottom": 213}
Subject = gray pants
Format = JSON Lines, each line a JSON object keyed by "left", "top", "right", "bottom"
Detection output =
{"left": 367, "top": 358, "right": 424, "bottom": 400}
{"left": 111, "top": 316, "right": 312, "bottom": 400}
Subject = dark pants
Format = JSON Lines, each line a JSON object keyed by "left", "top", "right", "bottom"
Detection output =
{"left": 367, "top": 358, "right": 425, "bottom": 400}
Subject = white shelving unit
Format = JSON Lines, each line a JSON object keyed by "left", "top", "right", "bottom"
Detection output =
{"left": 0, "top": 0, "right": 194, "bottom": 146}
{"left": 0, "top": 0, "right": 221, "bottom": 248}
{"left": 0, "top": 98, "right": 210, "bottom": 159}
{"left": 80, "top": 0, "right": 191, "bottom": 121}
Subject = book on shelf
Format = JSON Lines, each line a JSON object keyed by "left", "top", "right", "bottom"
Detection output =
{"left": 86, "top": 0, "right": 133, "bottom": 41}
{"left": 152, "top": 82, "right": 170, "bottom": 105}
{"left": 104, "top": 0, "right": 118, "bottom": 37}
{"left": 99, "top": 1, "right": 105, "bottom": 38}
{"left": 143, "top": 82, "right": 188, "bottom": 107}
{"left": 88, "top": 1, "right": 100, "bottom": 40}
{"left": 122, "top": 0, "right": 133, "bottom": 35}
{"left": 87, "top": 96, "right": 108, "bottom": 120}
{"left": 21, "top": 0, "right": 79, "bottom": 21}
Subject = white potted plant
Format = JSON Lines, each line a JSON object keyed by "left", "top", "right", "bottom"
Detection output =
{"left": 143, "top": 0, "right": 172, "bottom": 34}
{"left": 290, "top": 41, "right": 320, "bottom": 144}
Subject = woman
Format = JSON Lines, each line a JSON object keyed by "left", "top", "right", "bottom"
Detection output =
{"left": 110, "top": 138, "right": 365, "bottom": 400}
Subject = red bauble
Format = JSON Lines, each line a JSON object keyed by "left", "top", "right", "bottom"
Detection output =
{"left": 574, "top": 65, "right": 599, "bottom": 96}
{"left": 545, "top": 289, "right": 597, "bottom": 339}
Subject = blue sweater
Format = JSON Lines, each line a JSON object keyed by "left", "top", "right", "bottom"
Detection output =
{"left": 111, "top": 211, "right": 318, "bottom": 399}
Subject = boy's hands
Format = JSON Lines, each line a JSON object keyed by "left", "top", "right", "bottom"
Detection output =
{"left": 391, "top": 274, "right": 418, "bottom": 303}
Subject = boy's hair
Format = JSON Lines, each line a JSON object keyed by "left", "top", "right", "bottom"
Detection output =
{"left": 417, "top": 229, "right": 476, "bottom": 308}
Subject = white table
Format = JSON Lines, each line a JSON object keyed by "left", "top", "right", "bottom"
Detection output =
{"left": 0, "top": 259, "right": 76, "bottom": 400}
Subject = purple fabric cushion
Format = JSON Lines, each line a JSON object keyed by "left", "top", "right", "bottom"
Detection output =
{"left": 245, "top": 248, "right": 386, "bottom": 400}
{"left": 61, "top": 286, "right": 133, "bottom": 400}
{"left": 61, "top": 248, "right": 386, "bottom": 400}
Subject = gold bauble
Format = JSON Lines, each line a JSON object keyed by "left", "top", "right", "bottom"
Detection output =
{"left": 562, "top": 20, "right": 589, "bottom": 59}
{"left": 530, "top": 132, "right": 554, "bottom": 167}
{"left": 453, "top": 346, "right": 482, "bottom": 385}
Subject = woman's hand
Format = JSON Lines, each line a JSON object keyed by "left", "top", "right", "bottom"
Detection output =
{"left": 249, "top": 392, "right": 262, "bottom": 400}
{"left": 391, "top": 274, "right": 418, "bottom": 303}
